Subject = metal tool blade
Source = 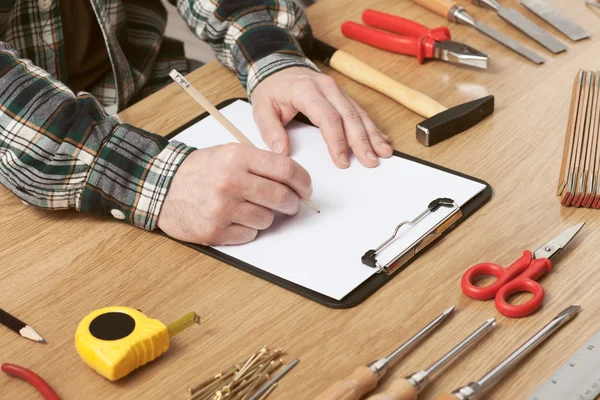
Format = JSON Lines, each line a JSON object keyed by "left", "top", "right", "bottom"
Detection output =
{"left": 476, "top": 306, "right": 580, "bottom": 391}
{"left": 521, "top": 0, "right": 590, "bottom": 42}
{"left": 433, "top": 40, "right": 488, "bottom": 69}
{"left": 533, "top": 222, "right": 585, "bottom": 260}
{"left": 472, "top": 20, "right": 545, "bottom": 64}
{"left": 497, "top": 6, "right": 567, "bottom": 53}
{"left": 451, "top": 306, "right": 580, "bottom": 400}
{"left": 368, "top": 306, "right": 455, "bottom": 378}
{"left": 424, "top": 318, "right": 496, "bottom": 376}
{"left": 406, "top": 318, "right": 496, "bottom": 393}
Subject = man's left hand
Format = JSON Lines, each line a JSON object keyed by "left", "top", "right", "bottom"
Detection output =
{"left": 250, "top": 67, "right": 393, "bottom": 169}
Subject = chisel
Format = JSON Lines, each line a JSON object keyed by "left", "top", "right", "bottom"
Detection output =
{"left": 469, "top": 0, "right": 567, "bottom": 53}
{"left": 520, "top": 0, "right": 590, "bottom": 42}
{"left": 411, "top": 0, "right": 545, "bottom": 64}
{"left": 434, "top": 305, "right": 580, "bottom": 400}
{"left": 366, "top": 319, "right": 496, "bottom": 400}
{"left": 314, "top": 306, "right": 455, "bottom": 400}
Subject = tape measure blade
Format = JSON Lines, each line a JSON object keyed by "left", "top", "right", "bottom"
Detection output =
{"left": 527, "top": 331, "right": 600, "bottom": 400}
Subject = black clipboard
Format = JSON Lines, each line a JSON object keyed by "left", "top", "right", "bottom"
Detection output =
{"left": 164, "top": 98, "right": 492, "bottom": 309}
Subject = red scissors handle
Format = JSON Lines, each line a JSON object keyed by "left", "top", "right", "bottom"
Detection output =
{"left": 495, "top": 278, "right": 545, "bottom": 318}
{"left": 461, "top": 250, "right": 552, "bottom": 318}
{"left": 362, "top": 10, "right": 451, "bottom": 42}
{"left": 341, "top": 22, "right": 436, "bottom": 63}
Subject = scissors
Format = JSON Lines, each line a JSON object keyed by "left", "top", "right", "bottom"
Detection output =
{"left": 341, "top": 10, "right": 488, "bottom": 69}
{"left": 461, "top": 223, "right": 584, "bottom": 318}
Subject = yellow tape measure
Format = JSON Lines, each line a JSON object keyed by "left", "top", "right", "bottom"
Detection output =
{"left": 75, "top": 306, "right": 200, "bottom": 381}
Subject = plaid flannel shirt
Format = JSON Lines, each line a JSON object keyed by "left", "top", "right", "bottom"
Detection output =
{"left": 0, "top": 0, "right": 317, "bottom": 230}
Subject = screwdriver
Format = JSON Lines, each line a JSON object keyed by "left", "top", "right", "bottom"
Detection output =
{"left": 434, "top": 305, "right": 580, "bottom": 400}
{"left": 314, "top": 306, "right": 455, "bottom": 400}
{"left": 410, "top": 0, "right": 545, "bottom": 64}
{"left": 367, "top": 318, "right": 496, "bottom": 400}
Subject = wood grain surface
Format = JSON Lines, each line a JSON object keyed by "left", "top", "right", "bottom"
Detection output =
{"left": 2, "top": 1, "right": 600, "bottom": 399}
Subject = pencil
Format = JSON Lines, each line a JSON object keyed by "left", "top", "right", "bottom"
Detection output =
{"left": 0, "top": 309, "right": 46, "bottom": 343}
{"left": 169, "top": 69, "right": 320, "bottom": 214}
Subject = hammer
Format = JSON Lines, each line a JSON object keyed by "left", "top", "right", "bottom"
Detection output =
{"left": 311, "top": 39, "right": 494, "bottom": 146}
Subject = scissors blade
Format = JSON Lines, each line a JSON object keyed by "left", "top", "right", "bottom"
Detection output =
{"left": 533, "top": 222, "right": 585, "bottom": 260}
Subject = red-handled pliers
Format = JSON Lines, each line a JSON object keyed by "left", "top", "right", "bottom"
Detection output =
{"left": 2, "top": 363, "right": 60, "bottom": 400}
{"left": 341, "top": 10, "right": 488, "bottom": 69}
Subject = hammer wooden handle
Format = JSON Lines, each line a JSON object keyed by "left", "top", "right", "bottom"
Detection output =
{"left": 314, "top": 366, "right": 378, "bottom": 400}
{"left": 328, "top": 50, "right": 447, "bottom": 119}
{"left": 411, "top": 0, "right": 458, "bottom": 21}
{"left": 365, "top": 379, "right": 418, "bottom": 400}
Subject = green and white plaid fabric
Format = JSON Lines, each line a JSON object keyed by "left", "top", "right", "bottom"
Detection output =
{"left": 0, "top": 0, "right": 317, "bottom": 230}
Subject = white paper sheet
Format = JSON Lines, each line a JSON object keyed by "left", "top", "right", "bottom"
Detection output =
{"left": 170, "top": 100, "right": 486, "bottom": 300}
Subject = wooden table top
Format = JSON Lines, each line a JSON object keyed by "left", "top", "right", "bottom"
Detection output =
{"left": 2, "top": 1, "right": 600, "bottom": 399}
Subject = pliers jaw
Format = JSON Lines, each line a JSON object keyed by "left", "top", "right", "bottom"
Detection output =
{"left": 434, "top": 40, "right": 488, "bottom": 69}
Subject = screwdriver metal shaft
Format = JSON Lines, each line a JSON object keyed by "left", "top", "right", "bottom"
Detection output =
{"left": 370, "top": 306, "right": 456, "bottom": 377}
{"left": 439, "top": 306, "right": 580, "bottom": 400}
{"left": 366, "top": 319, "right": 496, "bottom": 400}
{"left": 314, "top": 306, "right": 455, "bottom": 400}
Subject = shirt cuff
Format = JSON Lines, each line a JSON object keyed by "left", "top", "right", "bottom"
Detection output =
{"left": 246, "top": 53, "right": 320, "bottom": 98}
{"left": 79, "top": 124, "right": 195, "bottom": 231}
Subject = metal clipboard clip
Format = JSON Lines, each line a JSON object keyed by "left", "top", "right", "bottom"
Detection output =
{"left": 361, "top": 198, "right": 463, "bottom": 275}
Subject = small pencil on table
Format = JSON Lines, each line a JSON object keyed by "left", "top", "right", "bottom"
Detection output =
{"left": 1, "top": 308, "right": 46, "bottom": 343}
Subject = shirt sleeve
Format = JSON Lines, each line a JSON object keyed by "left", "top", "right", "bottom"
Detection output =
{"left": 172, "top": 0, "right": 320, "bottom": 96}
{"left": 0, "top": 42, "right": 195, "bottom": 231}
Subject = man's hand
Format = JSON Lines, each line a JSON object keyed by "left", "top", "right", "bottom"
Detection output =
{"left": 157, "top": 143, "right": 312, "bottom": 246}
{"left": 251, "top": 67, "right": 393, "bottom": 169}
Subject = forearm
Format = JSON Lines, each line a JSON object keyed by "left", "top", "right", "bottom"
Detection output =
{"left": 173, "top": 0, "right": 320, "bottom": 95}
{"left": 0, "top": 42, "right": 194, "bottom": 230}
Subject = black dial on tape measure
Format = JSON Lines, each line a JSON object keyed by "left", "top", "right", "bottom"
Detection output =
{"left": 89, "top": 312, "right": 136, "bottom": 340}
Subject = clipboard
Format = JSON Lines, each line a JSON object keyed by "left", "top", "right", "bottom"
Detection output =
{"left": 164, "top": 98, "right": 492, "bottom": 309}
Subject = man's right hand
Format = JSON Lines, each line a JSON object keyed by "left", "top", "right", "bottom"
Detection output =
{"left": 157, "top": 143, "right": 313, "bottom": 246}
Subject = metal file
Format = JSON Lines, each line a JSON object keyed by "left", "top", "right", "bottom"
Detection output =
{"left": 521, "top": 0, "right": 590, "bottom": 42}
{"left": 450, "top": 6, "right": 546, "bottom": 64}
{"left": 471, "top": 0, "right": 567, "bottom": 54}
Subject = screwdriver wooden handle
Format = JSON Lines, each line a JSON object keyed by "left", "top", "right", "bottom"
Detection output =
{"left": 411, "top": 0, "right": 457, "bottom": 21}
{"left": 433, "top": 394, "right": 459, "bottom": 400}
{"left": 314, "top": 366, "right": 379, "bottom": 400}
{"left": 328, "top": 50, "right": 447, "bottom": 118}
{"left": 364, "top": 379, "right": 418, "bottom": 400}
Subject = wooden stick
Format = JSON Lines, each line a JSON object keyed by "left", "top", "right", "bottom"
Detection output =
{"left": 169, "top": 69, "right": 319, "bottom": 213}
{"left": 558, "top": 71, "right": 584, "bottom": 197}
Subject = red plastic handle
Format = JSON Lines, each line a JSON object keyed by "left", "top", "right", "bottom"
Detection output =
{"left": 461, "top": 251, "right": 534, "bottom": 300}
{"left": 495, "top": 257, "right": 551, "bottom": 317}
{"left": 362, "top": 9, "right": 451, "bottom": 41}
{"left": 2, "top": 363, "right": 60, "bottom": 400}
{"left": 495, "top": 277, "right": 545, "bottom": 318}
{"left": 341, "top": 21, "right": 435, "bottom": 63}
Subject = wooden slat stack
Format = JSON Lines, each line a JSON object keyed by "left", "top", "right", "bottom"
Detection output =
{"left": 558, "top": 70, "right": 600, "bottom": 207}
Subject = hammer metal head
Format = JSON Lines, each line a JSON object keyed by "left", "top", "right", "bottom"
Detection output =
{"left": 416, "top": 95, "right": 494, "bottom": 146}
